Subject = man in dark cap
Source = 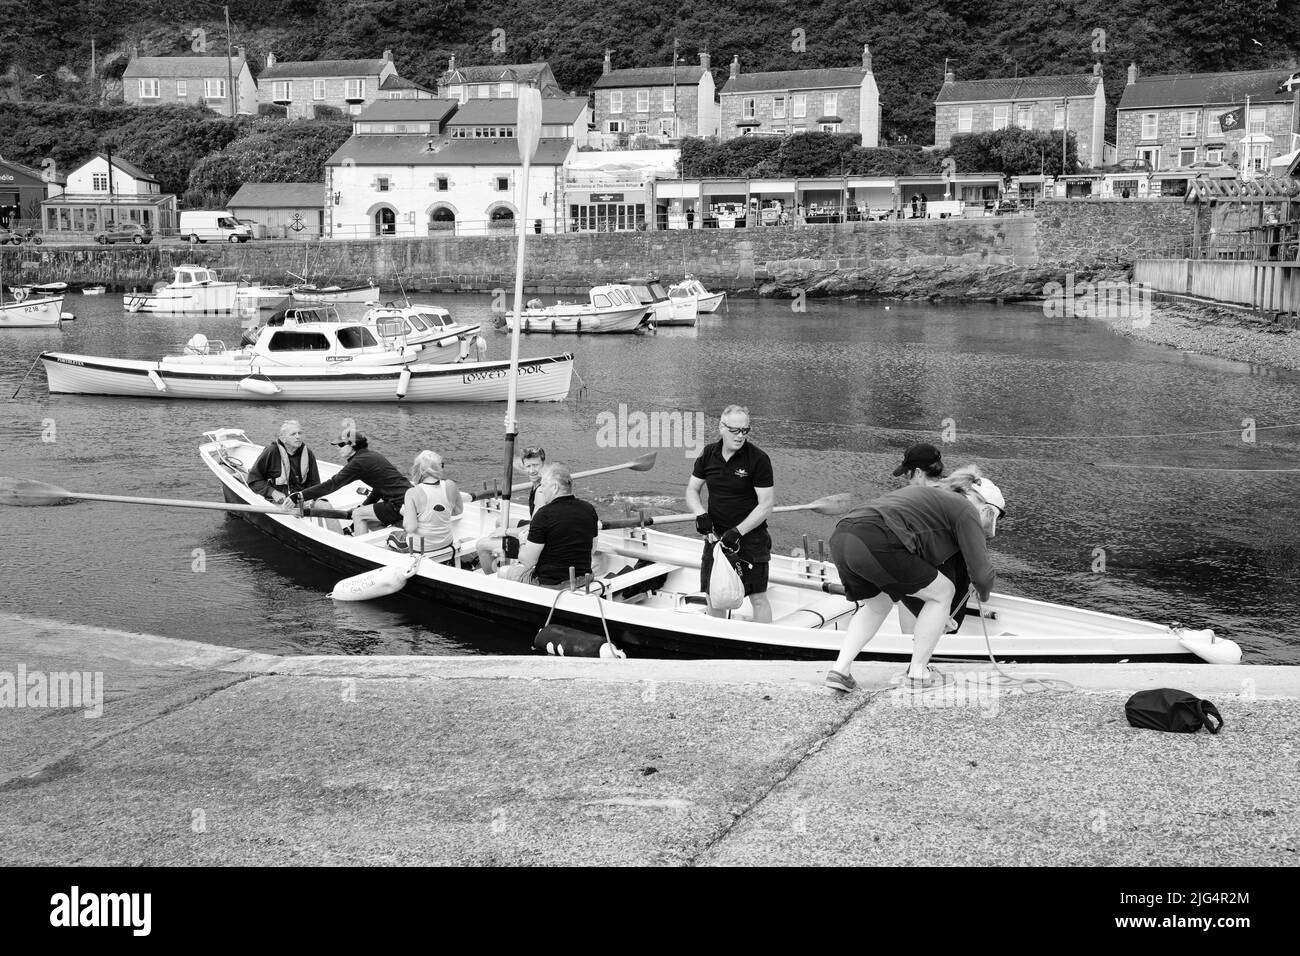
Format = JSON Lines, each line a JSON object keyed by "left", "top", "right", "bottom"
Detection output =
{"left": 287, "top": 421, "right": 412, "bottom": 536}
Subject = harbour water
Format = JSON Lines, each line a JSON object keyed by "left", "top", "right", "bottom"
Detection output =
{"left": 2, "top": 292, "right": 1299, "bottom": 662}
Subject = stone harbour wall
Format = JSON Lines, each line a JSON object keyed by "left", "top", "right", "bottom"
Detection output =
{"left": 0, "top": 200, "right": 1199, "bottom": 300}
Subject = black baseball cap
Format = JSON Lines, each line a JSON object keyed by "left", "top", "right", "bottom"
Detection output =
{"left": 892, "top": 443, "right": 942, "bottom": 477}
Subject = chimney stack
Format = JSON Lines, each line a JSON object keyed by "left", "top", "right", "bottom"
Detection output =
{"left": 383, "top": 49, "right": 392, "bottom": 62}
{"left": 862, "top": 43, "right": 872, "bottom": 72}
{"left": 943, "top": 58, "right": 954, "bottom": 84}
{"left": 1127, "top": 62, "right": 1138, "bottom": 85}
{"left": 603, "top": 49, "right": 612, "bottom": 75}
{"left": 730, "top": 55, "right": 739, "bottom": 79}
{"left": 236, "top": 45, "right": 245, "bottom": 62}
{"left": 266, "top": 51, "right": 276, "bottom": 69}
{"left": 1093, "top": 61, "right": 1102, "bottom": 76}
{"left": 448, "top": 54, "right": 455, "bottom": 74}
{"left": 699, "top": 51, "right": 710, "bottom": 71}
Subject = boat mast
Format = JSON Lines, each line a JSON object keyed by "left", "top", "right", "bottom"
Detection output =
{"left": 501, "top": 88, "right": 543, "bottom": 502}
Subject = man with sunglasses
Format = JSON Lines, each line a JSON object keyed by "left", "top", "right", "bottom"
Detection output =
{"left": 686, "top": 405, "right": 775, "bottom": 623}
{"left": 286, "top": 424, "right": 412, "bottom": 536}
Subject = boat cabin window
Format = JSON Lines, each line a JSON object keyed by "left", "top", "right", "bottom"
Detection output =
{"left": 419, "top": 312, "right": 448, "bottom": 327}
{"left": 592, "top": 293, "right": 611, "bottom": 308}
{"left": 630, "top": 285, "right": 653, "bottom": 303}
{"left": 337, "top": 326, "right": 379, "bottom": 350}
{"left": 649, "top": 283, "right": 667, "bottom": 299}
{"left": 406, "top": 314, "right": 429, "bottom": 331}
{"left": 177, "top": 271, "right": 194, "bottom": 284}
{"left": 267, "top": 331, "right": 330, "bottom": 351}
{"left": 374, "top": 318, "right": 405, "bottom": 340}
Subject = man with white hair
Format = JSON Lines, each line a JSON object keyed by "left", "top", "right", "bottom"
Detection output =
{"left": 248, "top": 420, "right": 319, "bottom": 503}
{"left": 496, "top": 462, "right": 599, "bottom": 588}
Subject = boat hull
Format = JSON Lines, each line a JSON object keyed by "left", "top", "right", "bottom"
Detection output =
{"left": 124, "top": 283, "right": 239, "bottom": 314}
{"left": 507, "top": 304, "right": 648, "bottom": 333}
{"left": 291, "top": 285, "right": 381, "bottom": 304}
{"left": 0, "top": 295, "right": 63, "bottom": 328}
{"left": 195, "top": 431, "right": 1223, "bottom": 663}
{"left": 42, "top": 351, "right": 574, "bottom": 402}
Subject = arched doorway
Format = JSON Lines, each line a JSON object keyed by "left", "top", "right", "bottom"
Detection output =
{"left": 373, "top": 207, "right": 396, "bottom": 236}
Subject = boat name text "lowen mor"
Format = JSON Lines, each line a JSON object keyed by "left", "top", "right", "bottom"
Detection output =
{"left": 461, "top": 365, "right": 546, "bottom": 384}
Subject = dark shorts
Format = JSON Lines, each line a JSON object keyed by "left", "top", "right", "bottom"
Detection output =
{"left": 900, "top": 553, "right": 971, "bottom": 620}
{"left": 372, "top": 498, "right": 404, "bottom": 526}
{"left": 701, "top": 540, "right": 770, "bottom": 597}
{"left": 829, "top": 521, "right": 939, "bottom": 602}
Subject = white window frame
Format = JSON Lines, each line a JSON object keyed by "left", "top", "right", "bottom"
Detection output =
{"left": 1137, "top": 145, "right": 1160, "bottom": 169}
{"left": 1206, "top": 146, "right": 1223, "bottom": 163}
{"left": 663, "top": 89, "right": 675, "bottom": 111}
{"left": 375, "top": 176, "right": 391, "bottom": 192}
{"left": 1248, "top": 143, "right": 1269, "bottom": 172}
{"left": 823, "top": 92, "right": 837, "bottom": 116}
{"left": 792, "top": 94, "right": 807, "bottom": 118}
{"left": 993, "top": 105, "right": 1008, "bottom": 130}
{"left": 1247, "top": 107, "right": 1266, "bottom": 134}
{"left": 1053, "top": 105, "right": 1065, "bottom": 130}
{"left": 635, "top": 119, "right": 649, "bottom": 135}
{"left": 608, "top": 120, "right": 625, "bottom": 134}
{"left": 1141, "top": 112, "right": 1158, "bottom": 140}
{"left": 772, "top": 95, "right": 786, "bottom": 119}
{"left": 820, "top": 123, "right": 840, "bottom": 133}
{"left": 495, "top": 176, "right": 510, "bottom": 192}
{"left": 205, "top": 78, "right": 226, "bottom": 98}
{"left": 346, "top": 78, "right": 365, "bottom": 100}
{"left": 1015, "top": 105, "right": 1032, "bottom": 129}
{"left": 609, "top": 91, "right": 623, "bottom": 113}
{"left": 957, "top": 106, "right": 973, "bottom": 133}
{"left": 475, "top": 84, "right": 490, "bottom": 98}
{"left": 742, "top": 97, "right": 756, "bottom": 120}
{"left": 1178, "top": 146, "right": 1196, "bottom": 166}
{"left": 91, "top": 172, "right": 108, "bottom": 191}
{"left": 176, "top": 80, "right": 187, "bottom": 98}
{"left": 1179, "top": 111, "right": 1197, "bottom": 138}
{"left": 436, "top": 176, "right": 449, "bottom": 191}
{"left": 499, "top": 82, "right": 514, "bottom": 97}
{"left": 636, "top": 89, "right": 650, "bottom": 112}
{"left": 273, "top": 80, "right": 291, "bottom": 102}
{"left": 139, "top": 78, "right": 159, "bottom": 99}
{"left": 658, "top": 117, "right": 676, "bottom": 137}
{"left": 792, "top": 125, "right": 806, "bottom": 133}
{"left": 313, "top": 79, "right": 326, "bottom": 100}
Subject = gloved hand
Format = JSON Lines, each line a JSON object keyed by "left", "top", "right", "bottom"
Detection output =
{"left": 694, "top": 513, "right": 713, "bottom": 536}
{"left": 720, "top": 527, "right": 742, "bottom": 552}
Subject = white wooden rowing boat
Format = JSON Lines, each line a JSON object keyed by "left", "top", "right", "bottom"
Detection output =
{"left": 196, "top": 428, "right": 1241, "bottom": 663}
{"left": 290, "top": 282, "right": 382, "bottom": 305}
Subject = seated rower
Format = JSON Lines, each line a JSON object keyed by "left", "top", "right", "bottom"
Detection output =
{"left": 389, "top": 450, "right": 463, "bottom": 554}
{"left": 495, "top": 462, "right": 598, "bottom": 589}
{"left": 476, "top": 446, "right": 546, "bottom": 573}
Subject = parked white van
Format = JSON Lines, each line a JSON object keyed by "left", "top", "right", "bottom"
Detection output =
{"left": 180, "top": 211, "right": 254, "bottom": 243}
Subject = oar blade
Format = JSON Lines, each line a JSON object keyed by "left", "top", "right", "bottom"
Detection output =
{"left": 807, "top": 493, "right": 854, "bottom": 516}
{"left": 627, "top": 451, "right": 657, "bottom": 472}
{"left": 0, "top": 476, "right": 77, "bottom": 507}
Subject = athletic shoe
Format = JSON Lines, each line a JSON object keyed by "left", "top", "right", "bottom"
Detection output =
{"left": 902, "top": 665, "right": 954, "bottom": 689}
{"left": 825, "top": 669, "right": 857, "bottom": 693}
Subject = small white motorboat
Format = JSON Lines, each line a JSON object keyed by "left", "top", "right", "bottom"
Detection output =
{"left": 234, "top": 280, "right": 294, "bottom": 312}
{"left": 507, "top": 284, "right": 650, "bottom": 333}
{"left": 669, "top": 275, "right": 726, "bottom": 313}
{"left": 82, "top": 285, "right": 107, "bottom": 296}
{"left": 361, "top": 302, "right": 482, "bottom": 354}
{"left": 41, "top": 314, "right": 574, "bottom": 402}
{"left": 290, "top": 280, "right": 382, "bottom": 305}
{"left": 123, "top": 265, "right": 239, "bottom": 314}
{"left": 1, "top": 289, "right": 64, "bottom": 328}
{"left": 626, "top": 277, "right": 697, "bottom": 327}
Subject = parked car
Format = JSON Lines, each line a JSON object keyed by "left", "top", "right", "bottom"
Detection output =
{"left": 95, "top": 222, "right": 152, "bottom": 245}
{"left": 994, "top": 198, "right": 1022, "bottom": 215}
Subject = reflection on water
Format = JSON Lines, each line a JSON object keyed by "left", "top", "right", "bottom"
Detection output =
{"left": 2, "top": 292, "right": 1298, "bottom": 662}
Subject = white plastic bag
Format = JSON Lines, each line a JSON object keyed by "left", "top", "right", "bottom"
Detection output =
{"left": 708, "top": 542, "right": 744, "bottom": 611}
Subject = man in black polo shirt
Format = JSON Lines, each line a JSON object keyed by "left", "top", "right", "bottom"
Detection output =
{"left": 288, "top": 424, "right": 412, "bottom": 536}
{"left": 497, "top": 463, "right": 599, "bottom": 588}
{"left": 686, "top": 404, "right": 775, "bottom": 622}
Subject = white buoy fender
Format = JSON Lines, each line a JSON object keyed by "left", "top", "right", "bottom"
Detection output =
{"left": 331, "top": 564, "right": 410, "bottom": 601}
{"left": 238, "top": 375, "right": 281, "bottom": 395}
{"left": 396, "top": 366, "right": 411, "bottom": 399}
{"left": 147, "top": 369, "right": 167, "bottom": 392}
{"left": 1177, "top": 628, "right": 1243, "bottom": 665}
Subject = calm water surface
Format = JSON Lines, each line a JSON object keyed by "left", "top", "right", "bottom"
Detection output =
{"left": 2, "top": 291, "right": 1298, "bottom": 662}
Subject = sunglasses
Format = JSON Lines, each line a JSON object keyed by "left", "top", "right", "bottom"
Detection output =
{"left": 721, "top": 424, "right": 751, "bottom": 436}
{"left": 331, "top": 440, "right": 351, "bottom": 447}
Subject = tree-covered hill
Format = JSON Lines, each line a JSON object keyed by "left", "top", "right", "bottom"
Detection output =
{"left": 1, "top": 0, "right": 1297, "bottom": 143}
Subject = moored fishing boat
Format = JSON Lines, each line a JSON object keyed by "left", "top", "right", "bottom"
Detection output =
{"left": 123, "top": 265, "right": 239, "bottom": 314}
{"left": 507, "top": 283, "right": 650, "bottom": 333}
{"left": 1, "top": 290, "right": 64, "bottom": 328}
{"left": 40, "top": 314, "right": 574, "bottom": 402}
{"left": 290, "top": 280, "right": 382, "bottom": 305}
{"left": 195, "top": 427, "right": 1242, "bottom": 664}
{"left": 82, "top": 285, "right": 107, "bottom": 296}
{"left": 626, "top": 276, "right": 697, "bottom": 327}
{"left": 234, "top": 280, "right": 294, "bottom": 312}
{"left": 669, "top": 275, "right": 726, "bottom": 313}
{"left": 361, "top": 302, "right": 482, "bottom": 354}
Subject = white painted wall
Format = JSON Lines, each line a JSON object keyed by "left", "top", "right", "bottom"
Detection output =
{"left": 65, "top": 156, "right": 158, "bottom": 196}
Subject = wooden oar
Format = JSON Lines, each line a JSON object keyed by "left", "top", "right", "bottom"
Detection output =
{"left": 0, "top": 476, "right": 352, "bottom": 518}
{"left": 468, "top": 451, "right": 657, "bottom": 500}
{"left": 600, "top": 536, "right": 847, "bottom": 596}
{"left": 599, "top": 493, "right": 854, "bottom": 530}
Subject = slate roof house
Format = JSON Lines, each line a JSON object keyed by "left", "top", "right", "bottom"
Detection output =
{"left": 592, "top": 51, "right": 719, "bottom": 142}
{"left": 258, "top": 51, "right": 400, "bottom": 119}
{"left": 123, "top": 52, "right": 257, "bottom": 115}
{"left": 439, "top": 59, "right": 564, "bottom": 102}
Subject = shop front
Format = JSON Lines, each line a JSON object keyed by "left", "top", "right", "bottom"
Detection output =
{"left": 654, "top": 181, "right": 702, "bottom": 230}
{"left": 567, "top": 187, "right": 649, "bottom": 233}
{"left": 0, "top": 158, "right": 57, "bottom": 229}
{"left": 699, "top": 180, "right": 749, "bottom": 229}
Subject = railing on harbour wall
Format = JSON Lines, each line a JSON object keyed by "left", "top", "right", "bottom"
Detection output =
{"left": 1135, "top": 258, "right": 1300, "bottom": 315}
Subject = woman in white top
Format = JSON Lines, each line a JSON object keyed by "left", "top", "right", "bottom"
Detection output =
{"left": 399, "top": 451, "right": 463, "bottom": 551}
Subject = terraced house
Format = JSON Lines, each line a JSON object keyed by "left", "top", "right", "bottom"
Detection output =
{"left": 592, "top": 51, "right": 719, "bottom": 144}
{"left": 718, "top": 47, "right": 880, "bottom": 144}
{"left": 122, "top": 52, "right": 257, "bottom": 116}
{"left": 438, "top": 59, "right": 564, "bottom": 102}
{"left": 933, "top": 65, "right": 1107, "bottom": 167}
{"left": 258, "top": 51, "right": 399, "bottom": 119}
{"left": 1117, "top": 64, "right": 1300, "bottom": 177}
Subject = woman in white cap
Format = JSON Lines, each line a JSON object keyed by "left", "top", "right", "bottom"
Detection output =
{"left": 395, "top": 451, "right": 463, "bottom": 553}
{"left": 824, "top": 469, "right": 1005, "bottom": 692}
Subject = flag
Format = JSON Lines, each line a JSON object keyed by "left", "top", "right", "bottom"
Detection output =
{"left": 1219, "top": 106, "right": 1245, "bottom": 132}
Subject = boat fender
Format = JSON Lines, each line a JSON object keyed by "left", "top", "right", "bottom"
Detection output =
{"left": 532, "top": 623, "right": 625, "bottom": 658}
{"left": 61, "top": 312, "right": 75, "bottom": 320}
{"left": 330, "top": 562, "right": 413, "bottom": 601}
{"left": 396, "top": 366, "right": 411, "bottom": 399}
{"left": 575, "top": 317, "right": 583, "bottom": 333}
{"left": 184, "top": 333, "right": 210, "bottom": 355}
{"left": 457, "top": 338, "right": 470, "bottom": 362}
{"left": 1175, "top": 627, "right": 1242, "bottom": 665}
{"left": 238, "top": 374, "right": 281, "bottom": 395}
{"left": 147, "top": 369, "right": 167, "bottom": 392}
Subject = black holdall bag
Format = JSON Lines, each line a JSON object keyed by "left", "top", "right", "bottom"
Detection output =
{"left": 1125, "top": 688, "right": 1223, "bottom": 734}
